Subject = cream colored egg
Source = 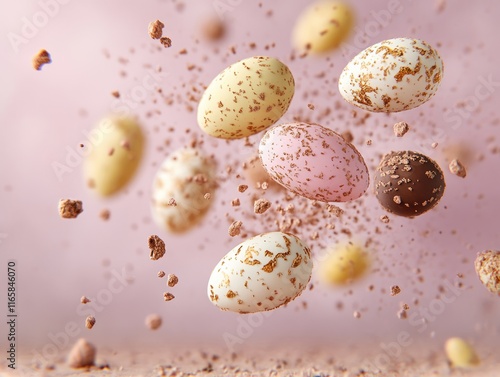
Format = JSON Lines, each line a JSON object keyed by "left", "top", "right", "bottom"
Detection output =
{"left": 151, "top": 148, "right": 217, "bottom": 234}
{"left": 83, "top": 116, "right": 144, "bottom": 196}
{"left": 292, "top": 1, "right": 354, "bottom": 54}
{"left": 445, "top": 337, "right": 480, "bottom": 367}
{"left": 197, "top": 56, "right": 295, "bottom": 139}
{"left": 339, "top": 37, "right": 444, "bottom": 112}
{"left": 319, "top": 243, "right": 369, "bottom": 285}
{"left": 207, "top": 232, "right": 312, "bottom": 313}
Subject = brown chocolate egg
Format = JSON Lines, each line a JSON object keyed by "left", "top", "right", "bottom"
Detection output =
{"left": 374, "top": 151, "right": 445, "bottom": 217}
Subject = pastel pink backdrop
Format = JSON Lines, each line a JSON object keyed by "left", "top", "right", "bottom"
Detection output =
{"left": 0, "top": 0, "right": 499, "bottom": 358}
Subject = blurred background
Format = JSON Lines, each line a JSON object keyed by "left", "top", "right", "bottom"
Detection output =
{"left": 0, "top": 0, "right": 499, "bottom": 365}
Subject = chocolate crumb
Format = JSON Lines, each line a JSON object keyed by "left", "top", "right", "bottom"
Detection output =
{"left": 157, "top": 271, "right": 165, "bottom": 278}
{"left": 145, "top": 314, "right": 162, "bottom": 330}
{"left": 397, "top": 309, "right": 408, "bottom": 319}
{"left": 148, "top": 20, "right": 164, "bottom": 39}
{"left": 449, "top": 159, "right": 467, "bottom": 178}
{"left": 353, "top": 311, "right": 361, "bottom": 319}
{"left": 111, "top": 91, "right": 120, "bottom": 98}
{"left": 228, "top": 221, "right": 242, "bottom": 237}
{"left": 163, "top": 292, "right": 175, "bottom": 301}
{"left": 341, "top": 131, "right": 354, "bottom": 143}
{"left": 80, "top": 296, "right": 90, "bottom": 304}
{"left": 85, "top": 316, "right": 96, "bottom": 329}
{"left": 148, "top": 235, "right": 166, "bottom": 260}
{"left": 380, "top": 215, "right": 390, "bottom": 223}
{"left": 99, "top": 209, "right": 110, "bottom": 221}
{"left": 393, "top": 122, "right": 410, "bottom": 137}
{"left": 67, "top": 338, "right": 96, "bottom": 368}
{"left": 33, "top": 49, "right": 51, "bottom": 70}
{"left": 201, "top": 18, "right": 226, "bottom": 41}
{"left": 160, "top": 37, "right": 172, "bottom": 48}
{"left": 254, "top": 198, "right": 271, "bottom": 214}
{"left": 238, "top": 185, "right": 248, "bottom": 193}
{"left": 167, "top": 274, "right": 179, "bottom": 287}
{"left": 59, "top": 199, "right": 83, "bottom": 219}
{"left": 390, "top": 285, "right": 401, "bottom": 296}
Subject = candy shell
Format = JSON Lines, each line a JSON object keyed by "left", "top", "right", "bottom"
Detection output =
{"left": 207, "top": 232, "right": 312, "bottom": 313}
{"left": 197, "top": 56, "right": 295, "bottom": 139}
{"left": 339, "top": 37, "right": 444, "bottom": 112}
{"left": 259, "top": 122, "right": 369, "bottom": 202}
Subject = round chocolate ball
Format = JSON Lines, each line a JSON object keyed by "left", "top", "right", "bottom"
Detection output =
{"left": 374, "top": 151, "right": 445, "bottom": 217}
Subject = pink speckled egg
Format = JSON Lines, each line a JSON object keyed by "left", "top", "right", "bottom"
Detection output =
{"left": 259, "top": 123, "right": 369, "bottom": 202}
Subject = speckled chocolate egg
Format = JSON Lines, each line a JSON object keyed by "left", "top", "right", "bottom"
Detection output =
{"left": 259, "top": 122, "right": 369, "bottom": 202}
{"left": 197, "top": 56, "right": 295, "bottom": 139}
{"left": 84, "top": 116, "right": 144, "bottom": 196}
{"left": 339, "top": 38, "right": 444, "bottom": 112}
{"left": 374, "top": 151, "right": 445, "bottom": 217}
{"left": 151, "top": 148, "right": 217, "bottom": 233}
{"left": 292, "top": 0, "right": 354, "bottom": 54}
{"left": 207, "top": 232, "right": 312, "bottom": 313}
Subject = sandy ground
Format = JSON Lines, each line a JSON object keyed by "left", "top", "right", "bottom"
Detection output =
{"left": 2, "top": 343, "right": 500, "bottom": 377}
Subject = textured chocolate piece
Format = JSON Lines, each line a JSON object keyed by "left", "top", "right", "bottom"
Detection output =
{"left": 374, "top": 151, "right": 445, "bottom": 217}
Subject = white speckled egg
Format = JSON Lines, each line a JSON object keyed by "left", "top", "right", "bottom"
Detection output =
{"left": 84, "top": 116, "right": 144, "bottom": 196}
{"left": 339, "top": 37, "right": 444, "bottom": 112}
{"left": 207, "top": 232, "right": 312, "bottom": 313}
{"left": 292, "top": 0, "right": 354, "bottom": 54}
{"left": 259, "top": 122, "right": 369, "bottom": 202}
{"left": 151, "top": 148, "right": 217, "bottom": 234}
{"left": 197, "top": 56, "right": 295, "bottom": 139}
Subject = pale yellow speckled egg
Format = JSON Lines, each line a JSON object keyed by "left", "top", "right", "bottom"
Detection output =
{"left": 319, "top": 243, "right": 369, "bottom": 285}
{"left": 207, "top": 232, "right": 312, "bottom": 313}
{"left": 445, "top": 337, "right": 480, "bottom": 367}
{"left": 339, "top": 37, "right": 444, "bottom": 112}
{"left": 83, "top": 116, "right": 144, "bottom": 196}
{"left": 151, "top": 148, "right": 217, "bottom": 234}
{"left": 197, "top": 56, "right": 295, "bottom": 139}
{"left": 292, "top": 1, "right": 354, "bottom": 54}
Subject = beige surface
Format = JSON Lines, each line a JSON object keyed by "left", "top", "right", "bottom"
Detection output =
{"left": 2, "top": 344, "right": 500, "bottom": 377}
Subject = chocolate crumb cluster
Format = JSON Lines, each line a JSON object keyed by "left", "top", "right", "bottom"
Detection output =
{"left": 59, "top": 199, "right": 83, "bottom": 219}
{"left": 254, "top": 198, "right": 271, "bottom": 214}
{"left": 148, "top": 20, "right": 164, "bottom": 39}
{"left": 474, "top": 250, "right": 500, "bottom": 294}
{"left": 148, "top": 235, "right": 166, "bottom": 260}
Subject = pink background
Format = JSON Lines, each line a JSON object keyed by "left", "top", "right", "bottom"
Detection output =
{"left": 0, "top": 0, "right": 499, "bottom": 361}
